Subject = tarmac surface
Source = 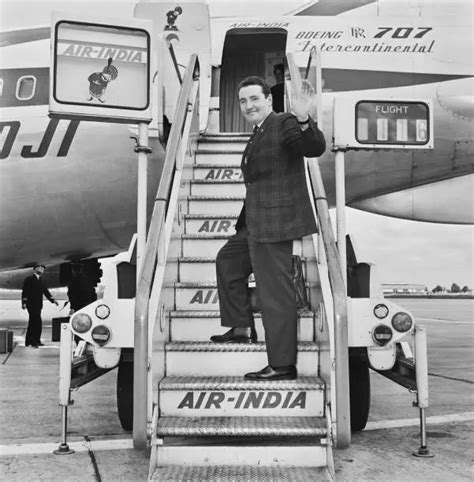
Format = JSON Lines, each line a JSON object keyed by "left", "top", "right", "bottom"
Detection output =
{"left": 0, "top": 299, "right": 473, "bottom": 481}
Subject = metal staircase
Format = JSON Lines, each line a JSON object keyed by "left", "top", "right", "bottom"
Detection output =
{"left": 148, "top": 133, "right": 332, "bottom": 480}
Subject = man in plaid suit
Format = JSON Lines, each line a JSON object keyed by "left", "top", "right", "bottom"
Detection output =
{"left": 211, "top": 76, "right": 326, "bottom": 380}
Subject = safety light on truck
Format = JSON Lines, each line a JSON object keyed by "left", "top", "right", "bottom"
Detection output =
{"left": 95, "top": 304, "right": 111, "bottom": 320}
{"left": 373, "top": 303, "right": 389, "bottom": 319}
{"left": 391, "top": 312, "right": 413, "bottom": 332}
{"left": 372, "top": 324, "right": 393, "bottom": 345}
{"left": 91, "top": 325, "right": 111, "bottom": 346}
{"left": 71, "top": 313, "right": 92, "bottom": 333}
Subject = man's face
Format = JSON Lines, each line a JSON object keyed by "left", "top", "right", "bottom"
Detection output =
{"left": 238, "top": 84, "right": 272, "bottom": 126}
{"left": 274, "top": 69, "right": 284, "bottom": 84}
{"left": 33, "top": 266, "right": 44, "bottom": 276}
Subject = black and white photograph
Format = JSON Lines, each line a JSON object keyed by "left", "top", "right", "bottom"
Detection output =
{"left": 0, "top": 0, "right": 473, "bottom": 480}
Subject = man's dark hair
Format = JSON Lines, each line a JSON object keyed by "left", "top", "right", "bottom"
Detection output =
{"left": 237, "top": 76, "right": 271, "bottom": 98}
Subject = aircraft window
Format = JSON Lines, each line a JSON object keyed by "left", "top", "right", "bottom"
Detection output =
{"left": 16, "top": 76, "right": 36, "bottom": 101}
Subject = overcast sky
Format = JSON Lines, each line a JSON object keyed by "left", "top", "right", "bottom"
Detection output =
{"left": 344, "top": 208, "right": 474, "bottom": 289}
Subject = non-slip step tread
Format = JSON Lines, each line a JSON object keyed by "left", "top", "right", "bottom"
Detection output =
{"left": 199, "top": 135, "right": 250, "bottom": 141}
{"left": 170, "top": 309, "right": 314, "bottom": 318}
{"left": 191, "top": 179, "right": 243, "bottom": 184}
{"left": 160, "top": 375, "right": 324, "bottom": 390}
{"left": 151, "top": 465, "right": 330, "bottom": 481}
{"left": 197, "top": 149, "right": 244, "bottom": 154}
{"left": 182, "top": 233, "right": 232, "bottom": 239}
{"left": 184, "top": 214, "right": 239, "bottom": 218}
{"left": 189, "top": 195, "right": 244, "bottom": 200}
{"left": 166, "top": 341, "right": 319, "bottom": 352}
{"left": 193, "top": 164, "right": 241, "bottom": 168}
{"left": 201, "top": 133, "right": 251, "bottom": 137}
{"left": 178, "top": 257, "right": 218, "bottom": 262}
{"left": 157, "top": 416, "right": 326, "bottom": 437}
{"left": 174, "top": 281, "right": 217, "bottom": 288}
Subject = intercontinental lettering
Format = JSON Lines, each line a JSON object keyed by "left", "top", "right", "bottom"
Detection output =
{"left": 177, "top": 391, "right": 307, "bottom": 410}
{"left": 296, "top": 39, "right": 435, "bottom": 54}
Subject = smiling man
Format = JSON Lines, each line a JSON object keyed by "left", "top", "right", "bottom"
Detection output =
{"left": 210, "top": 76, "right": 326, "bottom": 380}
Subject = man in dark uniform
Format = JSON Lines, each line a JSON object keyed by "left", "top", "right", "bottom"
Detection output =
{"left": 270, "top": 63, "right": 285, "bottom": 113}
{"left": 22, "top": 264, "right": 58, "bottom": 347}
{"left": 210, "top": 76, "right": 326, "bottom": 380}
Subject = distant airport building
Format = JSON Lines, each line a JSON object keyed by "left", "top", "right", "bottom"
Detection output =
{"left": 382, "top": 283, "right": 428, "bottom": 295}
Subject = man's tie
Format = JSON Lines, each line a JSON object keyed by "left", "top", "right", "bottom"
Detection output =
{"left": 243, "top": 126, "right": 259, "bottom": 166}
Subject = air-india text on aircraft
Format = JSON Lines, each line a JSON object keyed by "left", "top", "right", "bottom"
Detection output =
{"left": 58, "top": 42, "right": 146, "bottom": 64}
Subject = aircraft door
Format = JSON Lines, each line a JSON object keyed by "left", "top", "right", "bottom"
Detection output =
{"left": 219, "top": 29, "right": 287, "bottom": 133}
{"left": 135, "top": 2, "right": 211, "bottom": 132}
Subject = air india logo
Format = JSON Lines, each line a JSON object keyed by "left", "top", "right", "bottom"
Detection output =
{"left": 87, "top": 57, "right": 118, "bottom": 103}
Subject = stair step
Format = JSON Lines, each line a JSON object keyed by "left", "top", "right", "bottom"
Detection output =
{"left": 157, "top": 415, "right": 326, "bottom": 437}
{"left": 188, "top": 195, "right": 243, "bottom": 215}
{"left": 196, "top": 150, "right": 243, "bottom": 165}
{"left": 170, "top": 310, "right": 315, "bottom": 341}
{"left": 198, "top": 138, "right": 247, "bottom": 151}
{"left": 151, "top": 465, "right": 331, "bottom": 481}
{"left": 190, "top": 179, "right": 245, "bottom": 197}
{"left": 193, "top": 164, "right": 242, "bottom": 180}
{"left": 179, "top": 257, "right": 217, "bottom": 282}
{"left": 174, "top": 281, "right": 218, "bottom": 310}
{"left": 177, "top": 254, "right": 309, "bottom": 282}
{"left": 181, "top": 234, "right": 230, "bottom": 259}
{"left": 159, "top": 376, "right": 324, "bottom": 417}
{"left": 165, "top": 342, "right": 319, "bottom": 376}
{"left": 201, "top": 133, "right": 251, "bottom": 138}
{"left": 184, "top": 214, "right": 238, "bottom": 235}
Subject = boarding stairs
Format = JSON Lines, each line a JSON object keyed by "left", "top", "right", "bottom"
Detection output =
{"left": 148, "top": 131, "right": 332, "bottom": 481}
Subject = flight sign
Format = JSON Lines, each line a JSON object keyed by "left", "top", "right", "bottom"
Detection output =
{"left": 50, "top": 13, "right": 153, "bottom": 123}
{"left": 333, "top": 98, "right": 433, "bottom": 150}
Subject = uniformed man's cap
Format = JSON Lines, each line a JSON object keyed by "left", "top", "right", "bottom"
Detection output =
{"left": 33, "top": 263, "right": 46, "bottom": 269}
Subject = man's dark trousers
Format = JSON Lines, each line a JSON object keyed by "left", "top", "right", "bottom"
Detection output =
{"left": 216, "top": 227, "right": 297, "bottom": 367}
{"left": 25, "top": 309, "right": 42, "bottom": 346}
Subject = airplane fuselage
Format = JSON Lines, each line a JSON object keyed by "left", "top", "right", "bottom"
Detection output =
{"left": 0, "top": 0, "right": 473, "bottom": 276}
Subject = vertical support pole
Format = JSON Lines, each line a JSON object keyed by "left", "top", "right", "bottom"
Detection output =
{"left": 136, "top": 122, "right": 148, "bottom": 280}
{"left": 335, "top": 150, "right": 347, "bottom": 289}
{"left": 134, "top": 123, "right": 151, "bottom": 450}
{"left": 413, "top": 325, "right": 434, "bottom": 457}
{"left": 54, "top": 323, "right": 74, "bottom": 455}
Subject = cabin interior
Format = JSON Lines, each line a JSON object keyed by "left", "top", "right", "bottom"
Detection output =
{"left": 218, "top": 29, "right": 287, "bottom": 132}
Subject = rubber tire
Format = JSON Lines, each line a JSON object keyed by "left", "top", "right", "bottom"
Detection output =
{"left": 349, "top": 349, "right": 371, "bottom": 431}
{"left": 117, "top": 359, "right": 133, "bottom": 431}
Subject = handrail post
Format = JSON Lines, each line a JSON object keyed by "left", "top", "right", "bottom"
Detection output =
{"left": 137, "top": 122, "right": 149, "bottom": 276}
{"left": 335, "top": 149, "right": 347, "bottom": 288}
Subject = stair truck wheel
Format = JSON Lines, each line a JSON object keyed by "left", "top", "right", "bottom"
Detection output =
{"left": 117, "top": 351, "right": 133, "bottom": 431}
{"left": 349, "top": 347, "right": 370, "bottom": 431}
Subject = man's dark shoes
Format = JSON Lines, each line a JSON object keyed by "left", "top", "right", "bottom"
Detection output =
{"left": 244, "top": 365, "right": 297, "bottom": 380}
{"left": 38, "top": 342, "right": 45, "bottom": 346}
{"left": 210, "top": 327, "right": 257, "bottom": 344}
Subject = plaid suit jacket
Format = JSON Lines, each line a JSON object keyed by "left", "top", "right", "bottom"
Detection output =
{"left": 236, "top": 111, "right": 326, "bottom": 242}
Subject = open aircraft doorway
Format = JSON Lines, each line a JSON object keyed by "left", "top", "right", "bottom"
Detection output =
{"left": 219, "top": 29, "right": 287, "bottom": 133}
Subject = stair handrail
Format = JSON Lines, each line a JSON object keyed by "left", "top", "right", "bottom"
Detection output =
{"left": 286, "top": 51, "right": 351, "bottom": 448}
{"left": 133, "top": 53, "right": 200, "bottom": 450}
{"left": 155, "top": 36, "right": 185, "bottom": 143}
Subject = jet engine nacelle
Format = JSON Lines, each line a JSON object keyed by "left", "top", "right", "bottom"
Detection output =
{"left": 350, "top": 173, "right": 474, "bottom": 224}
